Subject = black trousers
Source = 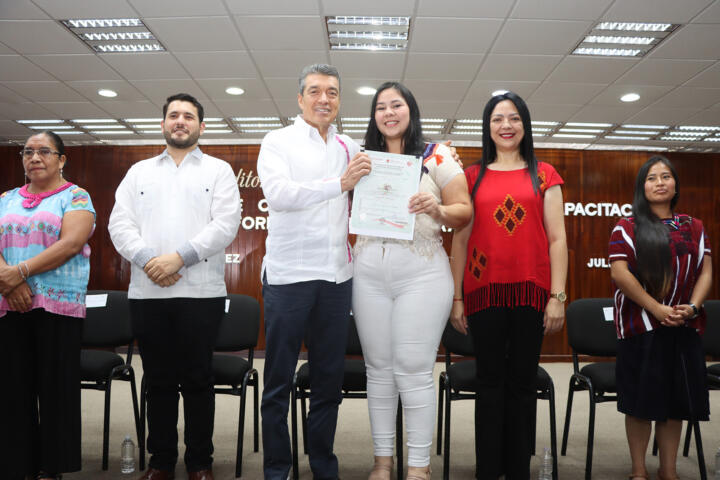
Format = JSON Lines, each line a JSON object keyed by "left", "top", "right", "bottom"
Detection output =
{"left": 467, "top": 306, "right": 544, "bottom": 480}
{"left": 0, "top": 309, "right": 82, "bottom": 479}
{"left": 261, "top": 278, "right": 352, "bottom": 480}
{"left": 130, "top": 297, "right": 224, "bottom": 473}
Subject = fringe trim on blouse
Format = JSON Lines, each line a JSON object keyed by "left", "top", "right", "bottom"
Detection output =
{"left": 464, "top": 280, "right": 549, "bottom": 315}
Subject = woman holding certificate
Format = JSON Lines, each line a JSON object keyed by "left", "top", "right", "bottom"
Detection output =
{"left": 352, "top": 81, "right": 472, "bottom": 480}
{"left": 449, "top": 91, "right": 567, "bottom": 479}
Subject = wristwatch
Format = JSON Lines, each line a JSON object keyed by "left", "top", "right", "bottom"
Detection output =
{"left": 689, "top": 303, "right": 699, "bottom": 319}
{"left": 550, "top": 291, "right": 567, "bottom": 303}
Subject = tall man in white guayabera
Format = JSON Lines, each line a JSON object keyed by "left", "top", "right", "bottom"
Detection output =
{"left": 257, "top": 64, "right": 371, "bottom": 480}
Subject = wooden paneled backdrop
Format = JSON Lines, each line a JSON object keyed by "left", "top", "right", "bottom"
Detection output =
{"left": 1, "top": 145, "right": 718, "bottom": 359}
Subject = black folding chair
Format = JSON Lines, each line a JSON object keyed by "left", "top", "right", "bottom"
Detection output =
{"left": 139, "top": 294, "right": 261, "bottom": 478}
{"left": 291, "top": 314, "right": 404, "bottom": 480}
{"left": 80, "top": 290, "right": 142, "bottom": 471}
{"left": 561, "top": 298, "right": 617, "bottom": 480}
{"left": 437, "top": 323, "right": 558, "bottom": 480}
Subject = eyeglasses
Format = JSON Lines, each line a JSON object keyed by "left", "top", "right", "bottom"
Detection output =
{"left": 20, "top": 148, "right": 61, "bottom": 159}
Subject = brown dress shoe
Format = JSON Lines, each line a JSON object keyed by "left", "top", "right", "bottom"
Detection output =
{"left": 188, "top": 470, "right": 214, "bottom": 480}
{"left": 137, "top": 468, "right": 175, "bottom": 480}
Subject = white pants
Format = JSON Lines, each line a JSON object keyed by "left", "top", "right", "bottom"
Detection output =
{"left": 352, "top": 242, "right": 453, "bottom": 467}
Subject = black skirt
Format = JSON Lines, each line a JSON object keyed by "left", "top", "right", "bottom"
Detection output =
{"left": 616, "top": 326, "right": 709, "bottom": 421}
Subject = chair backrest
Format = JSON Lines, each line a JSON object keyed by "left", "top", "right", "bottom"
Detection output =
{"left": 701, "top": 300, "right": 720, "bottom": 356}
{"left": 441, "top": 322, "right": 475, "bottom": 366}
{"left": 82, "top": 290, "right": 132, "bottom": 348}
{"left": 215, "top": 294, "right": 261, "bottom": 352}
{"left": 566, "top": 298, "right": 617, "bottom": 357}
{"left": 346, "top": 314, "right": 363, "bottom": 356}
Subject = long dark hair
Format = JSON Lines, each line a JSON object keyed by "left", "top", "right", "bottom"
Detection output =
{"left": 632, "top": 155, "right": 680, "bottom": 300}
{"left": 471, "top": 91, "right": 539, "bottom": 198}
{"left": 363, "top": 81, "right": 425, "bottom": 156}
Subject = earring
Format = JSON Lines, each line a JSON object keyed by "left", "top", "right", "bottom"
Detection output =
{"left": 60, "top": 168, "right": 64, "bottom": 179}
{"left": 24, "top": 171, "right": 28, "bottom": 185}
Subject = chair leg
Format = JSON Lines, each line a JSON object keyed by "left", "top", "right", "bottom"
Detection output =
{"left": 436, "top": 375, "right": 444, "bottom": 455}
{"left": 692, "top": 420, "right": 707, "bottom": 480}
{"left": 560, "top": 377, "right": 576, "bottom": 456}
{"left": 102, "top": 377, "right": 113, "bottom": 471}
{"left": 301, "top": 394, "right": 308, "bottom": 454}
{"left": 585, "top": 386, "right": 596, "bottom": 480}
{"left": 236, "top": 376, "right": 250, "bottom": 478}
{"left": 253, "top": 373, "right": 260, "bottom": 452}
{"left": 683, "top": 419, "right": 692, "bottom": 457}
{"left": 291, "top": 384, "right": 299, "bottom": 480}
{"left": 396, "top": 398, "right": 403, "bottom": 480}
{"left": 548, "top": 384, "right": 558, "bottom": 480}
{"left": 531, "top": 395, "right": 538, "bottom": 456}
{"left": 443, "top": 386, "right": 451, "bottom": 480}
{"left": 139, "top": 375, "right": 147, "bottom": 472}
{"left": 128, "top": 369, "right": 144, "bottom": 471}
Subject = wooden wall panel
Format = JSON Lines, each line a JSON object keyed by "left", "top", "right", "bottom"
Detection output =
{"left": 1, "top": 144, "right": 718, "bottom": 357}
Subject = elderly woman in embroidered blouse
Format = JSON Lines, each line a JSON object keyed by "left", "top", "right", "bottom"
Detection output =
{"left": 0, "top": 131, "right": 95, "bottom": 480}
{"left": 609, "top": 156, "right": 712, "bottom": 480}
{"left": 352, "top": 82, "right": 472, "bottom": 480}
{"left": 449, "top": 91, "right": 567, "bottom": 480}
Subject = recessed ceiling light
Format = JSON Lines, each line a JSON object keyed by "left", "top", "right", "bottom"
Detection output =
{"left": 356, "top": 86, "right": 376, "bottom": 96}
{"left": 492, "top": 90, "right": 509, "bottom": 96}
{"left": 620, "top": 93, "right": 640, "bottom": 102}
{"left": 225, "top": 87, "right": 245, "bottom": 96}
{"left": 98, "top": 89, "right": 118, "bottom": 98}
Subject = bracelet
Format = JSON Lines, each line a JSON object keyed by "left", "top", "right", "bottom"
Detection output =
{"left": 453, "top": 297, "right": 463, "bottom": 302}
{"left": 689, "top": 303, "right": 699, "bottom": 319}
{"left": 17, "top": 264, "right": 27, "bottom": 281}
{"left": 19, "top": 262, "right": 30, "bottom": 280}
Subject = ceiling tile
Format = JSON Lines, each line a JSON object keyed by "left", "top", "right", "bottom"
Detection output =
{"left": 524, "top": 103, "right": 583, "bottom": 122}
{"left": 650, "top": 87, "right": 720, "bottom": 109}
{"left": 26, "top": 54, "right": 122, "bottom": 81}
{"left": 454, "top": 99, "right": 487, "bottom": 117}
{"left": 647, "top": 24, "right": 720, "bottom": 60}
{"left": 175, "top": 51, "right": 258, "bottom": 78}
{"left": 416, "top": 0, "right": 512, "bottom": 17}
{"left": 686, "top": 62, "right": 720, "bottom": 88}
{"left": 493, "top": 19, "right": 592, "bottom": 55}
{"left": 131, "top": 79, "right": 211, "bottom": 105}
{"left": 227, "top": 0, "right": 319, "bottom": 15}
{"left": 682, "top": 107, "right": 720, "bottom": 125}
{"left": 234, "top": 16, "right": 326, "bottom": 51}
{"left": 414, "top": 101, "right": 461, "bottom": 118}
{"left": 252, "top": 50, "right": 330, "bottom": 77}
{"left": 321, "top": 0, "right": 415, "bottom": 16}
{"left": 144, "top": 17, "right": 246, "bottom": 52}
{"left": 276, "top": 99, "right": 304, "bottom": 117}
{"left": 3, "top": 81, "right": 87, "bottom": 102}
{"left": 29, "top": 0, "right": 138, "bottom": 18}
{"left": 0, "top": 20, "right": 88, "bottom": 54}
{"left": 94, "top": 100, "right": 164, "bottom": 118}
{"left": 466, "top": 80, "right": 541, "bottom": 101}
{"left": 402, "top": 79, "right": 471, "bottom": 103}
{"left": 0, "top": 43, "right": 13, "bottom": 54}
{"left": 0, "top": 102, "right": 56, "bottom": 120}
{"left": 0, "top": 0, "right": 50, "bottom": 19}
{"left": 0, "top": 120, "right": 34, "bottom": 135}
{"left": 511, "top": 0, "right": 613, "bottom": 20}
{"left": 476, "top": 54, "right": 562, "bottom": 82}
{"left": 0, "top": 55, "right": 55, "bottom": 81}
{"left": 195, "top": 78, "right": 271, "bottom": 100}
{"left": 0, "top": 83, "right": 30, "bottom": 103}
{"left": 338, "top": 100, "right": 375, "bottom": 117}
{"left": 128, "top": 0, "right": 229, "bottom": 17}
{"left": 263, "top": 78, "right": 300, "bottom": 100}
{"left": 626, "top": 107, "right": 704, "bottom": 124}
{"left": 692, "top": 1, "right": 720, "bottom": 22}
{"left": 589, "top": 84, "right": 673, "bottom": 107}
{"left": 341, "top": 78, "right": 390, "bottom": 101}
{"left": 529, "top": 82, "right": 607, "bottom": 104}
{"left": 602, "top": 0, "right": 714, "bottom": 23}
{"left": 100, "top": 53, "right": 189, "bottom": 80}
{"left": 545, "top": 57, "right": 637, "bottom": 83}
{"left": 616, "top": 59, "right": 715, "bottom": 86}
{"left": 37, "top": 101, "right": 110, "bottom": 118}
{"left": 568, "top": 105, "right": 645, "bottom": 123}
{"left": 410, "top": 18, "right": 503, "bottom": 54}
{"left": 212, "top": 98, "right": 280, "bottom": 117}
{"left": 66, "top": 80, "right": 148, "bottom": 102}
{"left": 405, "top": 53, "right": 484, "bottom": 81}
{"left": 329, "top": 51, "right": 405, "bottom": 79}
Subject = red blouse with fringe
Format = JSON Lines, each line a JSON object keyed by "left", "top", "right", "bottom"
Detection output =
{"left": 463, "top": 162, "right": 563, "bottom": 316}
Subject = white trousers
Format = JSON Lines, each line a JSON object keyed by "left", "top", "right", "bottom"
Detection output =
{"left": 352, "top": 242, "right": 453, "bottom": 467}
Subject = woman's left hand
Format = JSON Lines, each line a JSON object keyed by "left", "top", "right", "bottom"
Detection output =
{"left": 543, "top": 297, "right": 565, "bottom": 335}
{"left": 408, "top": 192, "right": 441, "bottom": 220}
{"left": 0, "top": 264, "right": 24, "bottom": 296}
{"left": 6, "top": 282, "right": 33, "bottom": 312}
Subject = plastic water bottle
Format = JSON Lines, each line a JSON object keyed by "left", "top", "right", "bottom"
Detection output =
{"left": 714, "top": 447, "right": 720, "bottom": 480}
{"left": 538, "top": 447, "right": 553, "bottom": 480}
{"left": 120, "top": 435, "right": 136, "bottom": 474}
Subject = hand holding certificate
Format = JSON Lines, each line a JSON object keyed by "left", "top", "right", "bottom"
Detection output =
{"left": 349, "top": 149, "right": 423, "bottom": 240}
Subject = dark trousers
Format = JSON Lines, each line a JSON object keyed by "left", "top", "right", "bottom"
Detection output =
{"left": 261, "top": 278, "right": 352, "bottom": 480}
{"left": 0, "top": 309, "right": 82, "bottom": 479}
{"left": 467, "top": 306, "right": 544, "bottom": 480}
{"left": 130, "top": 297, "right": 224, "bottom": 473}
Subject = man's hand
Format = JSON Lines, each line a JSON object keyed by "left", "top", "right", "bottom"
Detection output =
{"left": 443, "top": 140, "right": 463, "bottom": 168}
{"left": 144, "top": 253, "right": 184, "bottom": 285}
{"left": 341, "top": 152, "right": 372, "bottom": 192}
{"left": 6, "top": 282, "right": 33, "bottom": 312}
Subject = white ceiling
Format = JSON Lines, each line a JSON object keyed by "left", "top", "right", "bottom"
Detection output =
{"left": 0, "top": 0, "right": 719, "bottom": 152}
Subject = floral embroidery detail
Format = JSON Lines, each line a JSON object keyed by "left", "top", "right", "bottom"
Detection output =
{"left": 71, "top": 187, "right": 90, "bottom": 208}
{"left": 538, "top": 171, "right": 548, "bottom": 194}
{"left": 493, "top": 194, "right": 526, "bottom": 235}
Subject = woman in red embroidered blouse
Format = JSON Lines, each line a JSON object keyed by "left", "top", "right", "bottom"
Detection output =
{"left": 609, "top": 156, "right": 712, "bottom": 480}
{"left": 449, "top": 92, "right": 568, "bottom": 480}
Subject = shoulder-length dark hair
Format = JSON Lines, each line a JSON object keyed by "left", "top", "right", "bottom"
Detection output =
{"left": 471, "top": 91, "right": 540, "bottom": 198}
{"left": 363, "top": 81, "right": 425, "bottom": 156}
{"left": 632, "top": 155, "right": 680, "bottom": 300}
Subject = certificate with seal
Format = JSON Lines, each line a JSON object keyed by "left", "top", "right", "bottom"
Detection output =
{"left": 349, "top": 150, "right": 423, "bottom": 240}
